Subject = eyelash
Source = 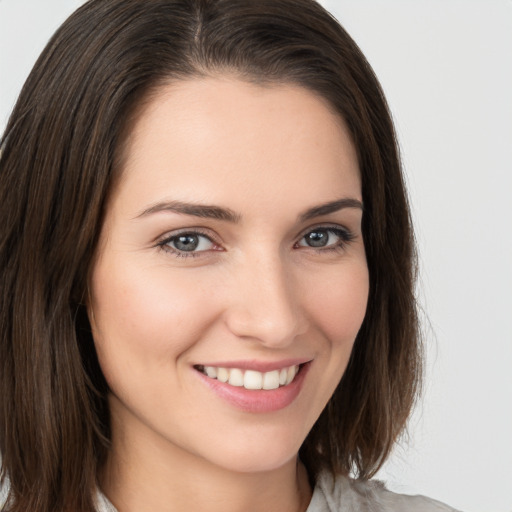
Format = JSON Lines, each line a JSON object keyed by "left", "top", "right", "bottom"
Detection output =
{"left": 156, "top": 226, "right": 355, "bottom": 259}
{"left": 295, "top": 226, "right": 356, "bottom": 253}
{"left": 156, "top": 228, "right": 218, "bottom": 258}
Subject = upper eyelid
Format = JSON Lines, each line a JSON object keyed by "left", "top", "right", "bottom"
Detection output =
{"left": 156, "top": 227, "right": 219, "bottom": 245}
{"left": 297, "top": 226, "right": 354, "bottom": 244}
{"left": 296, "top": 222, "right": 352, "bottom": 239}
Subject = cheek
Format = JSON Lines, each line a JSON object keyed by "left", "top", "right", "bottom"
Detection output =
{"left": 89, "top": 259, "right": 219, "bottom": 375}
{"left": 292, "top": 260, "right": 369, "bottom": 430}
{"left": 303, "top": 261, "right": 369, "bottom": 346}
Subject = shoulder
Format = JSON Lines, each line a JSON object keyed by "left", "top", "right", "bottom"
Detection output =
{"left": 311, "top": 471, "right": 462, "bottom": 512}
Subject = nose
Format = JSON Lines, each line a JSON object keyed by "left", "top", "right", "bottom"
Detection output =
{"left": 223, "top": 252, "right": 308, "bottom": 348}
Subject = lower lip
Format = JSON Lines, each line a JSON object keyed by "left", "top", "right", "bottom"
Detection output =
{"left": 195, "top": 363, "right": 310, "bottom": 413}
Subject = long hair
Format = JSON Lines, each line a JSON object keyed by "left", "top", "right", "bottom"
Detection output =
{"left": 0, "top": 1, "right": 421, "bottom": 510}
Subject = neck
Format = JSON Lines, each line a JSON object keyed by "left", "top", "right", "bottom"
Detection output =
{"left": 100, "top": 410, "right": 312, "bottom": 512}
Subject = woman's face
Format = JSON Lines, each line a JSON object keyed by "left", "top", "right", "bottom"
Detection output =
{"left": 89, "top": 77, "right": 369, "bottom": 474}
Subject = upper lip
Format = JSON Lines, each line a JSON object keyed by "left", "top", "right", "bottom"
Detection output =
{"left": 194, "top": 358, "right": 312, "bottom": 373}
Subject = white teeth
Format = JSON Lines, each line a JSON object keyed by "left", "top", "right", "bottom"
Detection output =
{"left": 228, "top": 368, "right": 244, "bottom": 387}
{"left": 263, "top": 370, "right": 280, "bottom": 390}
{"left": 200, "top": 364, "right": 301, "bottom": 390}
{"left": 244, "top": 370, "right": 263, "bottom": 390}
{"left": 285, "top": 365, "right": 296, "bottom": 386}
{"left": 205, "top": 366, "right": 217, "bottom": 378}
{"left": 217, "top": 367, "right": 229, "bottom": 383}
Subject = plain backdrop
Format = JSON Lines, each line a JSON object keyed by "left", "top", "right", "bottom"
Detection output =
{"left": 1, "top": 1, "right": 511, "bottom": 511}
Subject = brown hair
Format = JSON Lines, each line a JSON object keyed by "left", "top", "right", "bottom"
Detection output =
{"left": 0, "top": 0, "right": 421, "bottom": 510}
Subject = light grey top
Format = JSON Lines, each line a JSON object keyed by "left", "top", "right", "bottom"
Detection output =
{"left": 307, "top": 472, "right": 461, "bottom": 512}
{"left": 93, "top": 471, "right": 460, "bottom": 512}
{"left": 1, "top": 470, "right": 461, "bottom": 511}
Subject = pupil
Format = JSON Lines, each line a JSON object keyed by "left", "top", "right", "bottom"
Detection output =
{"left": 307, "top": 230, "right": 327, "bottom": 247}
{"left": 175, "top": 234, "right": 199, "bottom": 251}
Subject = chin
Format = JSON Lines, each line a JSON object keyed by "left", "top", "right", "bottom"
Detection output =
{"left": 185, "top": 427, "right": 306, "bottom": 475}
{"left": 209, "top": 448, "right": 299, "bottom": 475}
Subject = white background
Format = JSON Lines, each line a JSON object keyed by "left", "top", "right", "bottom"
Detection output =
{"left": 1, "top": 1, "right": 511, "bottom": 511}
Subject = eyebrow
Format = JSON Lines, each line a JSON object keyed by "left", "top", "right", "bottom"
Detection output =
{"left": 135, "top": 200, "right": 241, "bottom": 222}
{"left": 135, "top": 197, "right": 363, "bottom": 223}
{"left": 299, "top": 197, "right": 363, "bottom": 222}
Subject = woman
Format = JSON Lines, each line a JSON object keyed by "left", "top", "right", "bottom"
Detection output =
{"left": 0, "top": 0, "right": 460, "bottom": 511}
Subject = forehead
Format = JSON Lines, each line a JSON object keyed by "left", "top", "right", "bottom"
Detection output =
{"left": 114, "top": 76, "right": 361, "bottom": 217}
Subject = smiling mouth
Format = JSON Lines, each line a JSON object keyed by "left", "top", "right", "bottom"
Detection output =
{"left": 194, "top": 364, "right": 303, "bottom": 390}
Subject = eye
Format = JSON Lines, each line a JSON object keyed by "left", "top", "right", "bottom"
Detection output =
{"left": 158, "top": 231, "right": 217, "bottom": 256}
{"left": 296, "top": 227, "right": 353, "bottom": 250}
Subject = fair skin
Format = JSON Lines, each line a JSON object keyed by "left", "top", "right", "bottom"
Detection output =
{"left": 89, "top": 76, "right": 369, "bottom": 512}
